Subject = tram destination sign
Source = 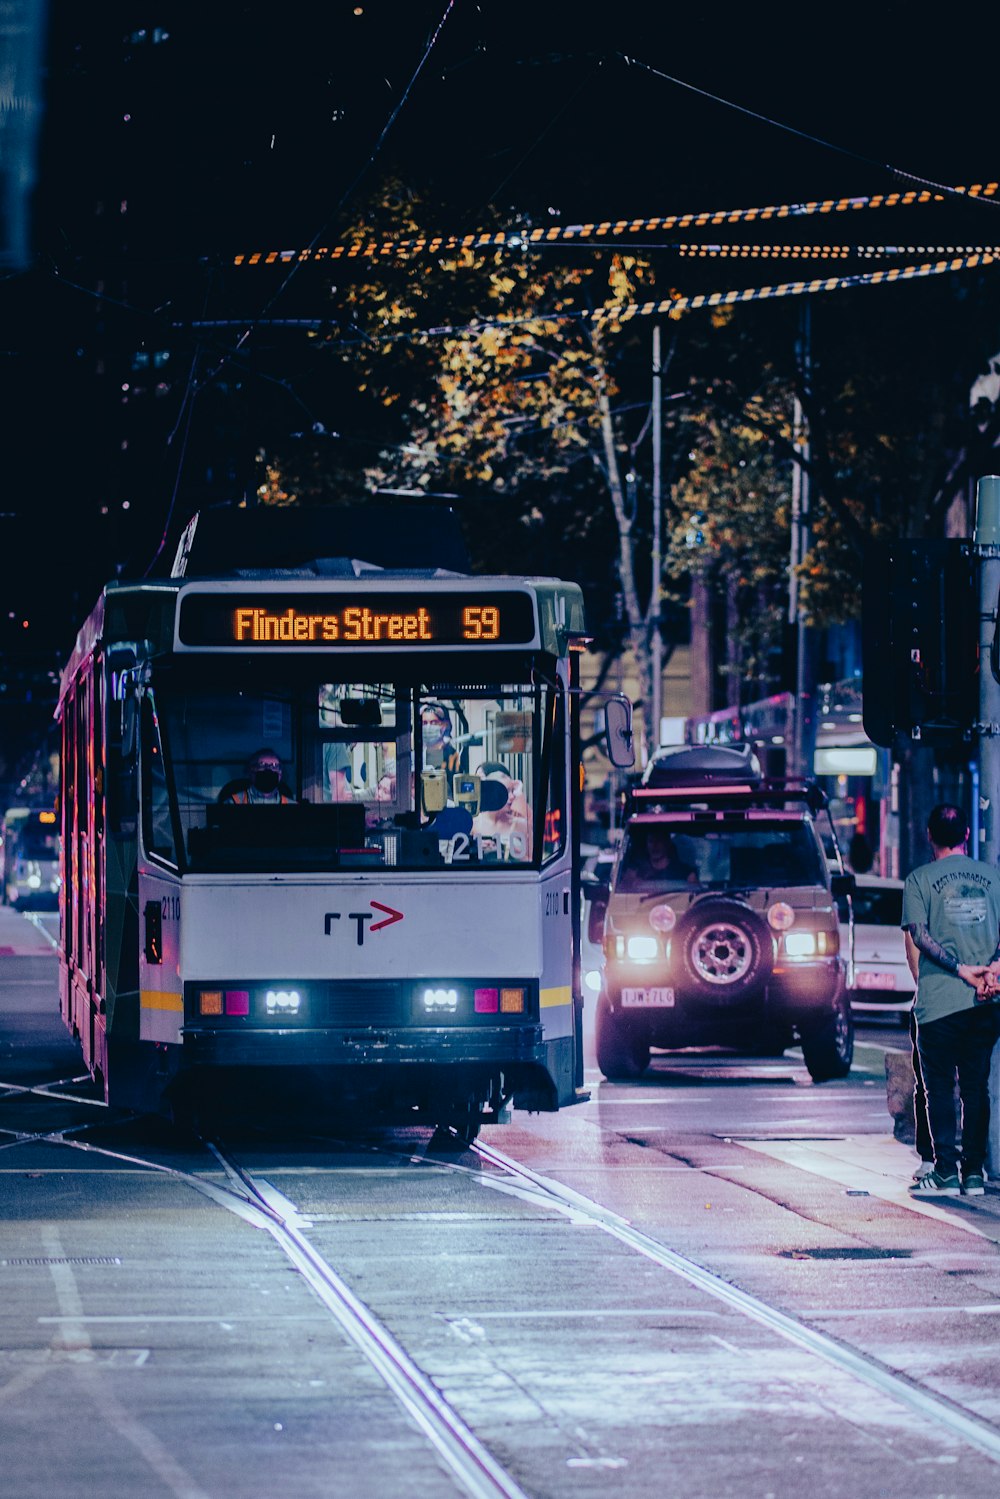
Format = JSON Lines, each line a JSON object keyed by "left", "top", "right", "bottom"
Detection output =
{"left": 176, "top": 588, "right": 538, "bottom": 650}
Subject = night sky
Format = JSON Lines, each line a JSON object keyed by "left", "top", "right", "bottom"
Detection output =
{"left": 1, "top": 0, "right": 998, "bottom": 777}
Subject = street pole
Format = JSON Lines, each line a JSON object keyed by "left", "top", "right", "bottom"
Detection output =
{"left": 791, "top": 303, "right": 816, "bottom": 781}
{"left": 973, "top": 474, "right": 1000, "bottom": 1176}
{"left": 650, "top": 324, "right": 663, "bottom": 749}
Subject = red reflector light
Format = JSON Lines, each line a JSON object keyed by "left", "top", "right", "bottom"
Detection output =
{"left": 225, "top": 990, "right": 250, "bottom": 1015}
{"left": 474, "top": 987, "right": 499, "bottom": 1013}
{"left": 199, "top": 990, "right": 223, "bottom": 1016}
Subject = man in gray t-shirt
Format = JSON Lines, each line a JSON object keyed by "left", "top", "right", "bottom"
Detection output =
{"left": 901, "top": 804, "right": 1000, "bottom": 1197}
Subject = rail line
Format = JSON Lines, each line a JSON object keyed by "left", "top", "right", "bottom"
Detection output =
{"left": 6, "top": 1072, "right": 1000, "bottom": 1476}
{"left": 29, "top": 1127, "right": 530, "bottom": 1499}
{"left": 459, "top": 1136, "right": 1000, "bottom": 1465}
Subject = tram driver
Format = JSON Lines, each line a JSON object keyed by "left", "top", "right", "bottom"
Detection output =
{"left": 219, "top": 749, "right": 295, "bottom": 805}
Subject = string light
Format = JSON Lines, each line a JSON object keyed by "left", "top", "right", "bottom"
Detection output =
{"left": 232, "top": 183, "right": 1000, "bottom": 267}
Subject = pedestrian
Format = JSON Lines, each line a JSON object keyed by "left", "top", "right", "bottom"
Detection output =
{"left": 902, "top": 804, "right": 1000, "bottom": 1197}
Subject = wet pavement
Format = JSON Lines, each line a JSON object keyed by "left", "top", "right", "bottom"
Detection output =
{"left": 3, "top": 906, "right": 1000, "bottom": 1498}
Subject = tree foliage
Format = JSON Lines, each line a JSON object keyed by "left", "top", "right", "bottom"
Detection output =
{"left": 259, "top": 176, "right": 1000, "bottom": 721}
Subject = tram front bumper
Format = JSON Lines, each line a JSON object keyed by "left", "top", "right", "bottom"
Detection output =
{"left": 181, "top": 1023, "right": 546, "bottom": 1069}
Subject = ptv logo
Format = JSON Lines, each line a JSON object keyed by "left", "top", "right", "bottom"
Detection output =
{"left": 324, "top": 900, "right": 404, "bottom": 946}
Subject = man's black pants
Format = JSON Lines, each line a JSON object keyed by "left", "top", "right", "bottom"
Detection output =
{"left": 916, "top": 1005, "right": 1000, "bottom": 1176}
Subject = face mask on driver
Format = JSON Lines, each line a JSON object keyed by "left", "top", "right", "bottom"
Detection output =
{"left": 253, "top": 769, "right": 280, "bottom": 794}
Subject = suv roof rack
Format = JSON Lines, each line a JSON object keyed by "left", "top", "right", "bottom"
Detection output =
{"left": 628, "top": 777, "right": 828, "bottom": 816}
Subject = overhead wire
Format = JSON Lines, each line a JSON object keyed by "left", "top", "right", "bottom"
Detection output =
{"left": 615, "top": 53, "right": 1000, "bottom": 210}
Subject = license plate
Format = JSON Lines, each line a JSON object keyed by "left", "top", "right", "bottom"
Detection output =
{"left": 856, "top": 971, "right": 896, "bottom": 990}
{"left": 622, "top": 987, "right": 675, "bottom": 1007}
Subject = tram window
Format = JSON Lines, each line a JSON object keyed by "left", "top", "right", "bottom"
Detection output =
{"left": 417, "top": 685, "right": 540, "bottom": 863}
{"left": 141, "top": 698, "right": 177, "bottom": 866}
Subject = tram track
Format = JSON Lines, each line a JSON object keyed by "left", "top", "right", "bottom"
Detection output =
{"left": 462, "top": 1137, "right": 1000, "bottom": 1465}
{"left": 7, "top": 1070, "right": 1000, "bottom": 1489}
{"left": 7, "top": 1113, "right": 531, "bottom": 1499}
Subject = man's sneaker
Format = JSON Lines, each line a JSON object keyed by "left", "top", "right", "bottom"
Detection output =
{"left": 912, "top": 1159, "right": 936, "bottom": 1183}
{"left": 909, "top": 1170, "right": 961, "bottom": 1197}
{"left": 962, "top": 1173, "right": 986, "bottom": 1197}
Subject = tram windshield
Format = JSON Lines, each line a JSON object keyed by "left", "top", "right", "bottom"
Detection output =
{"left": 142, "top": 666, "right": 563, "bottom": 873}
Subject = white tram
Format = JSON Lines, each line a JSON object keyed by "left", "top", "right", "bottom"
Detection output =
{"left": 56, "top": 512, "right": 632, "bottom": 1134}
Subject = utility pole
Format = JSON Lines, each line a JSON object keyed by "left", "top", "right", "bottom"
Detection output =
{"left": 973, "top": 474, "right": 1000, "bottom": 1176}
{"left": 791, "top": 303, "right": 816, "bottom": 781}
{"left": 650, "top": 324, "right": 663, "bottom": 749}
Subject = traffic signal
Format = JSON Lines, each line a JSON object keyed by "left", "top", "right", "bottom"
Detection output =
{"left": 862, "top": 539, "right": 979, "bottom": 748}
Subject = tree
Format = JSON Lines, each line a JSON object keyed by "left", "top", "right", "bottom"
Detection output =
{"left": 259, "top": 181, "right": 1000, "bottom": 737}
{"left": 268, "top": 179, "right": 675, "bottom": 740}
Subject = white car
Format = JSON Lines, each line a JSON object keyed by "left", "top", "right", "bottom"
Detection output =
{"left": 839, "top": 875, "right": 914, "bottom": 1024}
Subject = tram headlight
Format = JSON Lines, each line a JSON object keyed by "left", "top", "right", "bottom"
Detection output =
{"left": 421, "top": 987, "right": 459, "bottom": 1014}
{"left": 265, "top": 989, "right": 302, "bottom": 1015}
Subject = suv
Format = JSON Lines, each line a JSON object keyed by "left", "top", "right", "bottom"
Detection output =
{"left": 589, "top": 744, "right": 855, "bottom": 1083}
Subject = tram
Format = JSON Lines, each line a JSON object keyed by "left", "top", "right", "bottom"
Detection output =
{"left": 56, "top": 508, "right": 633, "bottom": 1133}
{"left": 2, "top": 806, "right": 60, "bottom": 909}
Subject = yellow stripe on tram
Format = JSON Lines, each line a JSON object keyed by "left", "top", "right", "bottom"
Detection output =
{"left": 141, "top": 990, "right": 184, "bottom": 1012}
{"left": 540, "top": 986, "right": 572, "bottom": 1009}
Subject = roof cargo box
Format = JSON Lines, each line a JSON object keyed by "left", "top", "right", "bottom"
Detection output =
{"left": 642, "top": 743, "right": 762, "bottom": 788}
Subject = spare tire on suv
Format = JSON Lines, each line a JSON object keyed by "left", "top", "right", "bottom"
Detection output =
{"left": 675, "top": 897, "right": 773, "bottom": 1005}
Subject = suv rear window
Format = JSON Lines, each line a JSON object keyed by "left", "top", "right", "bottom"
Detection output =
{"left": 619, "top": 820, "right": 826, "bottom": 892}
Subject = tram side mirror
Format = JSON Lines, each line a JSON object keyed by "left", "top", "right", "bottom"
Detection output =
{"left": 604, "top": 696, "right": 635, "bottom": 769}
